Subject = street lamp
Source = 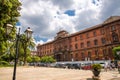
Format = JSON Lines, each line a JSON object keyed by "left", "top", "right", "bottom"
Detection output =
{"left": 23, "top": 27, "right": 33, "bottom": 66}
{"left": 6, "top": 24, "right": 13, "bottom": 35}
{"left": 10, "top": 27, "right": 33, "bottom": 80}
{"left": 24, "top": 27, "right": 33, "bottom": 39}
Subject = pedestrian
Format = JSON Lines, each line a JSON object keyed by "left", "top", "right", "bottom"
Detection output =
{"left": 104, "top": 61, "right": 108, "bottom": 72}
{"left": 110, "top": 61, "right": 115, "bottom": 70}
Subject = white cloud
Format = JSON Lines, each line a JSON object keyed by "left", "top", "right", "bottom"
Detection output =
{"left": 19, "top": 0, "right": 120, "bottom": 44}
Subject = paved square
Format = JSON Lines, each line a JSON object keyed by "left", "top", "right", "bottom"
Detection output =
{"left": 0, "top": 66, "right": 120, "bottom": 80}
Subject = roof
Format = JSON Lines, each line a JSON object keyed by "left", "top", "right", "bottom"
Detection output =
{"left": 69, "top": 24, "right": 102, "bottom": 37}
{"left": 103, "top": 16, "right": 120, "bottom": 24}
{"left": 69, "top": 16, "right": 120, "bottom": 37}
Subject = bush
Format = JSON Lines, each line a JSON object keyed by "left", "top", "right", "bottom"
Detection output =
{"left": 92, "top": 64, "right": 102, "bottom": 71}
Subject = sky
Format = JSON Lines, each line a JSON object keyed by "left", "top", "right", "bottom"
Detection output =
{"left": 18, "top": 0, "right": 120, "bottom": 45}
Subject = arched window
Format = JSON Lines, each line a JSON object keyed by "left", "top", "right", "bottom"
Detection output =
{"left": 94, "top": 39, "right": 98, "bottom": 45}
{"left": 81, "top": 42, "right": 84, "bottom": 48}
{"left": 75, "top": 44, "right": 78, "bottom": 49}
{"left": 81, "top": 52, "right": 85, "bottom": 60}
{"left": 88, "top": 51, "right": 91, "bottom": 59}
{"left": 101, "top": 38, "right": 106, "bottom": 44}
{"left": 95, "top": 50, "right": 99, "bottom": 56}
{"left": 87, "top": 41, "right": 90, "bottom": 47}
{"left": 93, "top": 31, "right": 96, "bottom": 36}
{"left": 112, "top": 32, "right": 119, "bottom": 42}
{"left": 111, "top": 26, "right": 115, "bottom": 31}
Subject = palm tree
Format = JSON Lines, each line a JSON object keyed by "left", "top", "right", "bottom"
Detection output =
{"left": 20, "top": 34, "right": 35, "bottom": 66}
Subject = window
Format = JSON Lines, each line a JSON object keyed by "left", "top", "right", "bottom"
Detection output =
{"left": 81, "top": 43, "right": 84, "bottom": 48}
{"left": 113, "top": 35, "right": 118, "bottom": 42}
{"left": 111, "top": 26, "right": 115, "bottom": 31}
{"left": 86, "top": 33, "right": 89, "bottom": 38}
{"left": 93, "top": 31, "right": 96, "bottom": 36}
{"left": 103, "top": 49, "right": 107, "bottom": 56}
{"left": 94, "top": 39, "right": 98, "bottom": 45}
{"left": 75, "top": 37, "right": 77, "bottom": 41}
{"left": 95, "top": 50, "right": 99, "bottom": 56}
{"left": 80, "top": 35, "right": 83, "bottom": 40}
{"left": 81, "top": 52, "right": 84, "bottom": 58}
{"left": 75, "top": 44, "right": 78, "bottom": 49}
{"left": 87, "top": 41, "right": 90, "bottom": 47}
{"left": 101, "top": 38, "right": 106, "bottom": 44}
{"left": 112, "top": 32, "right": 119, "bottom": 42}
{"left": 75, "top": 53, "right": 78, "bottom": 61}
{"left": 88, "top": 52, "right": 91, "bottom": 58}
{"left": 100, "top": 29, "right": 105, "bottom": 35}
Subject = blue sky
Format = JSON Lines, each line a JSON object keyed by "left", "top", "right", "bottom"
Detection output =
{"left": 19, "top": 0, "right": 120, "bottom": 45}
{"left": 64, "top": 10, "right": 75, "bottom": 16}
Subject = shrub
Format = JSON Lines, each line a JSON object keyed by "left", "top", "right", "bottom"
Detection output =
{"left": 92, "top": 64, "right": 102, "bottom": 71}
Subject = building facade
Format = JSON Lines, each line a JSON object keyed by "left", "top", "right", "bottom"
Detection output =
{"left": 37, "top": 16, "right": 120, "bottom": 62}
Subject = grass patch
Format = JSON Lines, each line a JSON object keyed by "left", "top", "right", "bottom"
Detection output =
{"left": 0, "top": 65, "right": 13, "bottom": 67}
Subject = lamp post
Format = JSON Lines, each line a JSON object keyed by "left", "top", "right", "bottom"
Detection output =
{"left": 23, "top": 27, "right": 33, "bottom": 66}
{"left": 6, "top": 24, "right": 13, "bottom": 35}
{"left": 9, "top": 27, "right": 33, "bottom": 80}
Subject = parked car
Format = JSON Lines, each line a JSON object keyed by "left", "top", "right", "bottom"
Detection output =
{"left": 72, "top": 63, "right": 81, "bottom": 69}
{"left": 66, "top": 63, "right": 81, "bottom": 69}
{"left": 81, "top": 63, "right": 92, "bottom": 70}
{"left": 99, "top": 62, "right": 105, "bottom": 68}
{"left": 55, "top": 63, "right": 66, "bottom": 68}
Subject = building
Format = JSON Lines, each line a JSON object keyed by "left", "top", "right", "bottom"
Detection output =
{"left": 37, "top": 16, "right": 120, "bottom": 62}
{"left": 31, "top": 51, "right": 37, "bottom": 56}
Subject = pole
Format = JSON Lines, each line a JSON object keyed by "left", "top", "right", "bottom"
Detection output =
{"left": 12, "top": 28, "right": 20, "bottom": 80}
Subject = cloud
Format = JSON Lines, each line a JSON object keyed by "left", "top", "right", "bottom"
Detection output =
{"left": 51, "top": 0, "right": 74, "bottom": 10}
{"left": 99, "top": 0, "right": 120, "bottom": 20}
{"left": 19, "top": 0, "right": 120, "bottom": 44}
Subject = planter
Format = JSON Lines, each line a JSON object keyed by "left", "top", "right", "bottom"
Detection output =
{"left": 92, "top": 69, "right": 101, "bottom": 80}
{"left": 92, "top": 69, "right": 101, "bottom": 77}
{"left": 92, "top": 64, "right": 102, "bottom": 80}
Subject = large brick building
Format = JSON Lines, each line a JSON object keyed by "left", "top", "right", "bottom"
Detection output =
{"left": 37, "top": 16, "right": 120, "bottom": 62}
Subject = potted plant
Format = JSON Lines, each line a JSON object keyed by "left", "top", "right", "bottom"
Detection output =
{"left": 92, "top": 64, "right": 102, "bottom": 77}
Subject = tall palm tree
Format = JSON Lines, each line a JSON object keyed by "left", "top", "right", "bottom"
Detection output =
{"left": 20, "top": 34, "right": 35, "bottom": 66}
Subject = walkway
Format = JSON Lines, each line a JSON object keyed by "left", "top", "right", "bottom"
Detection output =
{"left": 0, "top": 66, "right": 120, "bottom": 80}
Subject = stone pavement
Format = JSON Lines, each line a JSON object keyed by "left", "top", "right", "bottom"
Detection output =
{"left": 0, "top": 66, "right": 120, "bottom": 80}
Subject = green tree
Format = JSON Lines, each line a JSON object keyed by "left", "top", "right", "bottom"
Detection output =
{"left": 40, "top": 56, "right": 56, "bottom": 63}
{"left": 26, "top": 56, "right": 32, "bottom": 63}
{"left": 0, "top": 0, "right": 21, "bottom": 55}
{"left": 19, "top": 34, "right": 35, "bottom": 66}
{"left": 113, "top": 46, "right": 120, "bottom": 60}
{"left": 27, "top": 56, "right": 40, "bottom": 63}
{"left": 32, "top": 56, "right": 40, "bottom": 62}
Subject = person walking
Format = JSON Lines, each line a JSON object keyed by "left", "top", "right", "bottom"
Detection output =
{"left": 104, "top": 61, "right": 108, "bottom": 72}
